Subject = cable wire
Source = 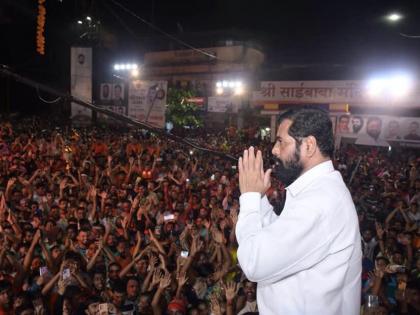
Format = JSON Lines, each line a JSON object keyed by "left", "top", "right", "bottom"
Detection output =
{"left": 400, "top": 33, "right": 420, "bottom": 39}
{"left": 0, "top": 64, "right": 237, "bottom": 162}
{"left": 102, "top": 1, "right": 140, "bottom": 40}
{"left": 108, "top": 0, "right": 217, "bottom": 60}
{"left": 36, "top": 87, "right": 62, "bottom": 104}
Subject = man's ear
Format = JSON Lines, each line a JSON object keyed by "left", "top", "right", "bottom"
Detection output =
{"left": 304, "top": 136, "right": 317, "bottom": 158}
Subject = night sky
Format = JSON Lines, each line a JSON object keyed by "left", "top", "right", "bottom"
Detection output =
{"left": 1, "top": 0, "right": 420, "bottom": 84}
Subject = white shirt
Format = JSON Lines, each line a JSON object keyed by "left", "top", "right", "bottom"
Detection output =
{"left": 236, "top": 160, "right": 362, "bottom": 315}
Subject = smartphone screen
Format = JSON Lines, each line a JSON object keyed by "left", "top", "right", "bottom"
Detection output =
{"left": 164, "top": 214, "right": 175, "bottom": 221}
{"left": 181, "top": 250, "right": 189, "bottom": 258}
{"left": 62, "top": 268, "right": 71, "bottom": 280}
{"left": 39, "top": 266, "right": 48, "bottom": 276}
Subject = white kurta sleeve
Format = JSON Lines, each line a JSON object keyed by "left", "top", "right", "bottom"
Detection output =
{"left": 236, "top": 194, "right": 332, "bottom": 285}
{"left": 260, "top": 195, "right": 278, "bottom": 226}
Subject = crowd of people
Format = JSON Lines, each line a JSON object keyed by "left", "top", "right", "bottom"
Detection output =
{"left": 0, "top": 117, "right": 418, "bottom": 315}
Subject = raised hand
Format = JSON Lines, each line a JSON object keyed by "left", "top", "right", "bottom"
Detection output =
{"left": 223, "top": 281, "right": 238, "bottom": 302}
{"left": 129, "top": 157, "right": 135, "bottom": 166}
{"left": 147, "top": 255, "right": 158, "bottom": 269}
{"left": 6, "top": 211, "right": 17, "bottom": 225}
{"left": 0, "top": 193, "right": 6, "bottom": 214}
{"left": 211, "top": 228, "right": 225, "bottom": 244}
{"left": 176, "top": 270, "right": 188, "bottom": 287}
{"left": 6, "top": 177, "right": 16, "bottom": 188}
{"left": 104, "top": 219, "right": 111, "bottom": 234}
{"left": 190, "top": 235, "right": 203, "bottom": 256}
{"left": 151, "top": 269, "right": 163, "bottom": 287}
{"left": 230, "top": 208, "right": 238, "bottom": 226}
{"left": 238, "top": 146, "right": 271, "bottom": 195}
{"left": 59, "top": 178, "right": 68, "bottom": 190}
{"left": 100, "top": 191, "right": 108, "bottom": 200}
{"left": 34, "top": 229, "right": 42, "bottom": 243}
{"left": 209, "top": 294, "right": 222, "bottom": 315}
{"left": 148, "top": 229, "right": 157, "bottom": 242}
{"left": 159, "top": 272, "right": 172, "bottom": 289}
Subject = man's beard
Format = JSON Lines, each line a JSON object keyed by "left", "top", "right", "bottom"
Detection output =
{"left": 353, "top": 125, "right": 362, "bottom": 134}
{"left": 367, "top": 130, "right": 380, "bottom": 140}
{"left": 272, "top": 145, "right": 304, "bottom": 187}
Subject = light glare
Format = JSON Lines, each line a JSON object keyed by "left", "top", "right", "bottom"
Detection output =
{"left": 387, "top": 13, "right": 402, "bottom": 22}
{"left": 366, "top": 73, "right": 414, "bottom": 100}
{"left": 389, "top": 75, "right": 413, "bottom": 98}
{"left": 367, "top": 79, "right": 385, "bottom": 97}
{"left": 131, "top": 69, "right": 139, "bottom": 77}
{"left": 234, "top": 86, "right": 244, "bottom": 95}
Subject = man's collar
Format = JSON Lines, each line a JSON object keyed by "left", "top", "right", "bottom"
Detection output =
{"left": 286, "top": 160, "right": 334, "bottom": 197}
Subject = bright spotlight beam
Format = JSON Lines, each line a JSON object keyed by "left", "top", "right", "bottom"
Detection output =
{"left": 366, "top": 73, "right": 414, "bottom": 100}
{"left": 131, "top": 69, "right": 139, "bottom": 77}
{"left": 386, "top": 13, "right": 403, "bottom": 22}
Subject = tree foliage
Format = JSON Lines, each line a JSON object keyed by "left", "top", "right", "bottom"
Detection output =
{"left": 166, "top": 88, "right": 203, "bottom": 129}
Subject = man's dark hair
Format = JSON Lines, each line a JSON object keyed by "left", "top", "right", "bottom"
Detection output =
{"left": 125, "top": 276, "right": 140, "bottom": 287}
{"left": 112, "top": 280, "right": 127, "bottom": 294}
{"left": 0, "top": 279, "right": 11, "bottom": 292}
{"left": 339, "top": 115, "right": 349, "bottom": 122}
{"left": 278, "top": 107, "right": 334, "bottom": 158}
{"left": 367, "top": 116, "right": 382, "bottom": 127}
{"left": 352, "top": 115, "right": 364, "bottom": 128}
{"left": 375, "top": 256, "right": 389, "bottom": 265}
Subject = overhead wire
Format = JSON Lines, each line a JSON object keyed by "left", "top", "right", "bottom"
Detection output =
{"left": 0, "top": 65, "right": 238, "bottom": 162}
{"left": 107, "top": 0, "right": 218, "bottom": 60}
{"left": 36, "top": 87, "right": 62, "bottom": 104}
{"left": 102, "top": 1, "right": 140, "bottom": 40}
{"left": 399, "top": 33, "right": 420, "bottom": 39}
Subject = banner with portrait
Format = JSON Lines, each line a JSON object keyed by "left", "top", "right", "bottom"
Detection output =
{"left": 128, "top": 80, "right": 167, "bottom": 128}
{"left": 96, "top": 105, "right": 127, "bottom": 124}
{"left": 100, "top": 83, "right": 112, "bottom": 101}
{"left": 334, "top": 114, "right": 420, "bottom": 147}
{"left": 98, "top": 83, "right": 128, "bottom": 124}
{"left": 70, "top": 47, "right": 92, "bottom": 126}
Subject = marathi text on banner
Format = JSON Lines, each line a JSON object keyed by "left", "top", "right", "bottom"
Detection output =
{"left": 252, "top": 81, "right": 419, "bottom": 106}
